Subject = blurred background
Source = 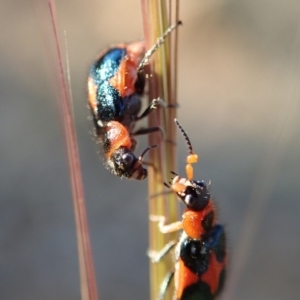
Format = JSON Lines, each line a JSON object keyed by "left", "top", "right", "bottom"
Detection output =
{"left": 1, "top": 0, "right": 300, "bottom": 299}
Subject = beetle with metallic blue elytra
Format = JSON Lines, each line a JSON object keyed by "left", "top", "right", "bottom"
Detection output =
{"left": 88, "top": 21, "right": 181, "bottom": 179}
{"left": 150, "top": 119, "right": 227, "bottom": 300}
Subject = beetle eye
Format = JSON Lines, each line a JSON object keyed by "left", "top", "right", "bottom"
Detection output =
{"left": 194, "top": 180, "right": 206, "bottom": 189}
{"left": 122, "top": 153, "right": 134, "bottom": 166}
{"left": 185, "top": 194, "right": 195, "bottom": 206}
{"left": 183, "top": 184, "right": 209, "bottom": 211}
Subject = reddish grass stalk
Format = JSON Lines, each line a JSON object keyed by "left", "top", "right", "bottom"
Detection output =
{"left": 47, "top": 1, "right": 98, "bottom": 299}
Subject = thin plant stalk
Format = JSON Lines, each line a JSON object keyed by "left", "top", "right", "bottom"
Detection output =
{"left": 140, "top": 1, "right": 180, "bottom": 300}
{"left": 47, "top": 1, "right": 99, "bottom": 299}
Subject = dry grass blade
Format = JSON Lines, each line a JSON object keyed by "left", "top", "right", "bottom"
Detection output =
{"left": 140, "top": 1, "right": 180, "bottom": 300}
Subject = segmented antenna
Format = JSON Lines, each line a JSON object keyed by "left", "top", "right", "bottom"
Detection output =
{"left": 138, "top": 21, "right": 182, "bottom": 72}
{"left": 174, "top": 118, "right": 193, "bottom": 155}
{"left": 174, "top": 118, "right": 198, "bottom": 181}
{"left": 163, "top": 182, "right": 171, "bottom": 189}
{"left": 139, "top": 144, "right": 158, "bottom": 162}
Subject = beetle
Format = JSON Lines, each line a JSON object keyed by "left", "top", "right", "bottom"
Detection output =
{"left": 88, "top": 22, "right": 181, "bottom": 179}
{"left": 150, "top": 119, "right": 227, "bottom": 299}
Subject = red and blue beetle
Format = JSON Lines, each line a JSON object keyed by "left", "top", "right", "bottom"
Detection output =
{"left": 88, "top": 22, "right": 181, "bottom": 179}
{"left": 150, "top": 119, "right": 227, "bottom": 300}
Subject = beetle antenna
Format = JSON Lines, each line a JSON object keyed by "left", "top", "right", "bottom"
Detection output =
{"left": 164, "top": 182, "right": 171, "bottom": 188}
{"left": 174, "top": 118, "right": 193, "bottom": 155}
{"left": 138, "top": 21, "right": 182, "bottom": 72}
{"left": 139, "top": 144, "right": 157, "bottom": 162}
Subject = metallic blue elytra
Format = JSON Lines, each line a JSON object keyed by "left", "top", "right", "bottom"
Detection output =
{"left": 96, "top": 81, "right": 123, "bottom": 122}
{"left": 88, "top": 43, "right": 145, "bottom": 127}
{"left": 179, "top": 224, "right": 226, "bottom": 277}
{"left": 90, "top": 48, "right": 126, "bottom": 83}
{"left": 89, "top": 48, "right": 126, "bottom": 123}
{"left": 208, "top": 224, "right": 226, "bottom": 263}
{"left": 87, "top": 23, "right": 182, "bottom": 180}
